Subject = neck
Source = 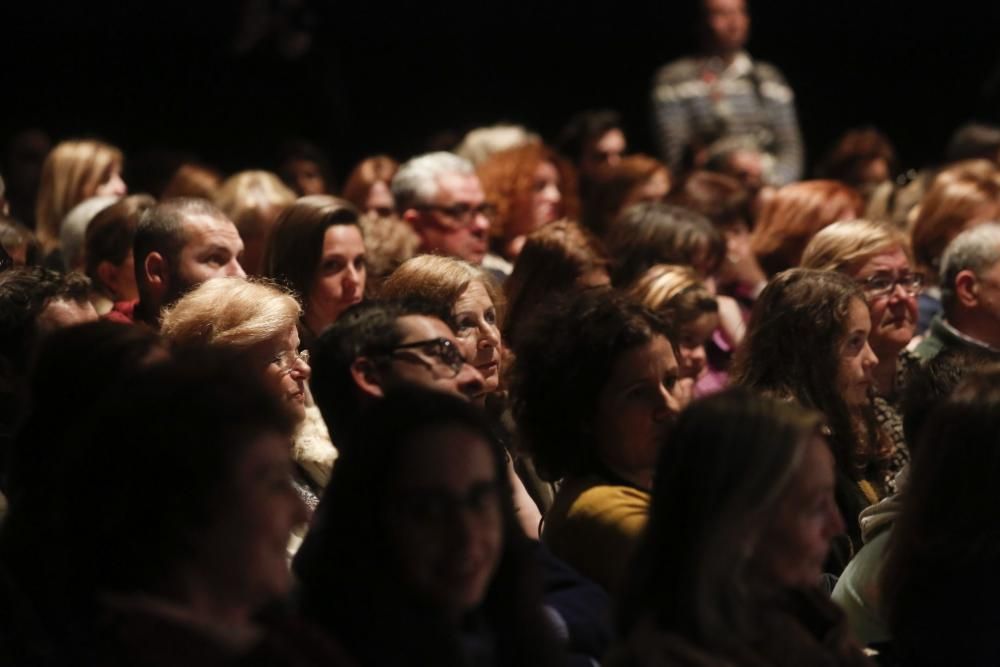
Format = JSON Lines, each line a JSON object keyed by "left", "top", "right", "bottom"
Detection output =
{"left": 607, "top": 465, "right": 654, "bottom": 492}
{"left": 948, "top": 311, "right": 1000, "bottom": 350}
{"left": 871, "top": 344, "right": 901, "bottom": 397}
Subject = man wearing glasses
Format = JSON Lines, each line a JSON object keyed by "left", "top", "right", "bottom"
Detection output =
{"left": 913, "top": 223, "right": 1000, "bottom": 365}
{"left": 391, "top": 152, "right": 509, "bottom": 278}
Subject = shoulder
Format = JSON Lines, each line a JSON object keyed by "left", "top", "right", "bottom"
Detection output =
{"left": 606, "top": 618, "right": 735, "bottom": 667}
{"left": 654, "top": 57, "right": 702, "bottom": 85}
{"left": 749, "top": 59, "right": 789, "bottom": 84}
{"left": 552, "top": 477, "right": 651, "bottom": 533}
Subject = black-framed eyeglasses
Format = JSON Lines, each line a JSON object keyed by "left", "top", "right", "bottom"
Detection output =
{"left": 271, "top": 349, "right": 310, "bottom": 375}
{"left": 416, "top": 202, "right": 498, "bottom": 228}
{"left": 858, "top": 272, "right": 924, "bottom": 298}
{"left": 381, "top": 337, "right": 465, "bottom": 378}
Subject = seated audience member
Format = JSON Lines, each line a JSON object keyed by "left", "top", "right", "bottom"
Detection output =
{"left": 160, "top": 277, "right": 336, "bottom": 505}
{"left": 912, "top": 223, "right": 1000, "bottom": 365}
{"left": 831, "top": 347, "right": 989, "bottom": 648}
{"left": 608, "top": 388, "right": 869, "bottom": 667}
{"left": 276, "top": 140, "right": 335, "bottom": 196}
{"left": 554, "top": 109, "right": 627, "bottom": 197}
{"left": 943, "top": 122, "right": 1000, "bottom": 164}
{"left": 454, "top": 124, "right": 538, "bottom": 167}
{"left": 802, "top": 219, "right": 921, "bottom": 486}
{"left": 629, "top": 264, "right": 721, "bottom": 399}
{"left": 0, "top": 268, "right": 97, "bottom": 444}
{"left": 584, "top": 155, "right": 671, "bottom": 238}
{"left": 159, "top": 161, "right": 223, "bottom": 200}
{"left": 214, "top": 170, "right": 296, "bottom": 276}
{"left": 294, "top": 390, "right": 565, "bottom": 667}
{"left": 35, "top": 139, "right": 128, "bottom": 263}
{"left": 379, "top": 255, "right": 503, "bottom": 406}
{"left": 57, "top": 195, "right": 118, "bottom": 273}
{"left": 0, "top": 215, "right": 40, "bottom": 267}
{"left": 605, "top": 202, "right": 723, "bottom": 288}
{"left": 666, "top": 170, "right": 765, "bottom": 300}
{"left": 357, "top": 211, "right": 419, "bottom": 288}
{"left": 817, "top": 127, "right": 898, "bottom": 201}
{"left": 391, "top": 151, "right": 507, "bottom": 276}
{"left": 84, "top": 194, "right": 154, "bottom": 315}
{"left": 882, "top": 366, "right": 1000, "bottom": 666}
{"left": 341, "top": 155, "right": 399, "bottom": 216}
{"left": 750, "top": 180, "right": 862, "bottom": 276}
{"left": 265, "top": 196, "right": 366, "bottom": 349}
{"left": 41, "top": 351, "right": 348, "bottom": 665}
{"left": 476, "top": 143, "right": 579, "bottom": 261}
{"left": 734, "top": 268, "right": 890, "bottom": 574}
{"left": 130, "top": 198, "right": 246, "bottom": 327}
{"left": 511, "top": 289, "right": 687, "bottom": 592}
{"left": 503, "top": 220, "right": 610, "bottom": 349}
{"left": 909, "top": 160, "right": 1000, "bottom": 331}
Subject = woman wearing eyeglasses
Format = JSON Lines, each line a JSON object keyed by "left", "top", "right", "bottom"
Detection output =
{"left": 160, "top": 277, "right": 336, "bottom": 512}
{"left": 802, "top": 219, "right": 921, "bottom": 488}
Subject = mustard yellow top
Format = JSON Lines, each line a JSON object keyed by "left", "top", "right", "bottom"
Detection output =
{"left": 542, "top": 475, "right": 651, "bottom": 593}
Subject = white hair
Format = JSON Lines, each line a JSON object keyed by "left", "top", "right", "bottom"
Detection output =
{"left": 940, "top": 222, "right": 1000, "bottom": 313}
{"left": 454, "top": 124, "right": 539, "bottom": 166}
{"left": 390, "top": 151, "right": 474, "bottom": 212}
{"left": 60, "top": 195, "right": 119, "bottom": 272}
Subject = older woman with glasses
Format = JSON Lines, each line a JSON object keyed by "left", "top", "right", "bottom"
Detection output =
{"left": 801, "top": 219, "right": 922, "bottom": 486}
{"left": 160, "top": 277, "right": 337, "bottom": 510}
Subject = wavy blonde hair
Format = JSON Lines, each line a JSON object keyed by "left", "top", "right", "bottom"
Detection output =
{"left": 800, "top": 218, "right": 912, "bottom": 273}
{"left": 378, "top": 253, "right": 504, "bottom": 326}
{"left": 36, "top": 140, "right": 123, "bottom": 252}
{"left": 160, "top": 277, "right": 301, "bottom": 350}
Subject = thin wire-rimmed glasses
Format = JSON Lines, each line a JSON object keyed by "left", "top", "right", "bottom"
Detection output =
{"left": 381, "top": 337, "right": 465, "bottom": 378}
{"left": 271, "top": 349, "right": 310, "bottom": 375}
{"left": 858, "top": 272, "right": 924, "bottom": 298}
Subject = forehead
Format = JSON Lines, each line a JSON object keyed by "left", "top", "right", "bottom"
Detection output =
{"left": 182, "top": 214, "right": 242, "bottom": 248}
{"left": 592, "top": 128, "right": 625, "bottom": 153}
{"left": 453, "top": 281, "right": 493, "bottom": 311}
{"left": 704, "top": 0, "right": 745, "bottom": 14}
{"left": 845, "top": 297, "right": 872, "bottom": 330}
{"left": 607, "top": 335, "right": 677, "bottom": 387}
{"left": 433, "top": 173, "right": 484, "bottom": 205}
{"left": 396, "top": 314, "right": 455, "bottom": 343}
{"left": 852, "top": 245, "right": 910, "bottom": 277}
{"left": 396, "top": 425, "right": 496, "bottom": 489}
{"left": 322, "top": 224, "right": 365, "bottom": 252}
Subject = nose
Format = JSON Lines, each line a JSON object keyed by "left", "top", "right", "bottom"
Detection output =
{"left": 291, "top": 356, "right": 311, "bottom": 380}
{"left": 654, "top": 383, "right": 683, "bottom": 421}
{"left": 456, "top": 363, "right": 486, "bottom": 400}
{"left": 543, "top": 183, "right": 561, "bottom": 204}
{"left": 862, "top": 341, "right": 879, "bottom": 370}
{"left": 479, "top": 324, "right": 501, "bottom": 350}
{"left": 110, "top": 173, "right": 128, "bottom": 196}
{"left": 229, "top": 259, "right": 247, "bottom": 278}
{"left": 472, "top": 211, "right": 491, "bottom": 233}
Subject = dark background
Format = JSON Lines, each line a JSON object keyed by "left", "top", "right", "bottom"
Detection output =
{"left": 4, "top": 0, "right": 1000, "bottom": 183}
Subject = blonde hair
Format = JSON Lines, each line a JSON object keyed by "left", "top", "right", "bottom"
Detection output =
{"left": 800, "top": 218, "right": 912, "bottom": 273}
{"left": 629, "top": 264, "right": 717, "bottom": 327}
{"left": 378, "top": 254, "right": 505, "bottom": 326}
{"left": 160, "top": 277, "right": 301, "bottom": 350}
{"left": 214, "top": 171, "right": 296, "bottom": 238}
{"left": 36, "top": 140, "right": 123, "bottom": 252}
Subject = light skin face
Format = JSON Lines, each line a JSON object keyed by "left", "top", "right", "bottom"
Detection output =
{"left": 387, "top": 425, "right": 503, "bottom": 619}
{"left": 195, "top": 430, "right": 309, "bottom": 615}
{"left": 754, "top": 435, "right": 845, "bottom": 588}
{"left": 373, "top": 315, "right": 486, "bottom": 401}
{"left": 156, "top": 215, "right": 246, "bottom": 306}
{"left": 527, "top": 161, "right": 562, "bottom": 232}
{"left": 703, "top": 0, "right": 749, "bottom": 56}
{"left": 954, "top": 258, "right": 1000, "bottom": 348}
{"left": 623, "top": 169, "right": 670, "bottom": 210}
{"left": 304, "top": 225, "right": 366, "bottom": 336}
{"left": 677, "top": 311, "right": 720, "bottom": 381}
{"left": 365, "top": 180, "right": 395, "bottom": 217}
{"left": 248, "top": 326, "right": 310, "bottom": 423}
{"left": 593, "top": 335, "right": 685, "bottom": 490}
{"left": 580, "top": 128, "right": 626, "bottom": 182}
{"left": 452, "top": 281, "right": 502, "bottom": 397}
{"left": 35, "top": 297, "right": 98, "bottom": 335}
{"left": 849, "top": 246, "right": 918, "bottom": 358}
{"left": 285, "top": 159, "right": 327, "bottom": 196}
{"left": 836, "top": 298, "right": 879, "bottom": 410}
{"left": 97, "top": 251, "right": 139, "bottom": 302}
{"left": 94, "top": 165, "right": 127, "bottom": 198}
{"left": 406, "top": 173, "right": 490, "bottom": 265}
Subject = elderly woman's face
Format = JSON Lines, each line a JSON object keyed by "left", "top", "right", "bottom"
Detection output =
{"left": 848, "top": 246, "right": 918, "bottom": 358}
{"left": 753, "top": 435, "right": 844, "bottom": 588}
{"left": 253, "top": 325, "right": 310, "bottom": 423}
{"left": 452, "top": 281, "right": 502, "bottom": 396}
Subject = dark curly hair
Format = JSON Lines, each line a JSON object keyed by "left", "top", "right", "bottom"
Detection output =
{"left": 510, "top": 288, "right": 673, "bottom": 481}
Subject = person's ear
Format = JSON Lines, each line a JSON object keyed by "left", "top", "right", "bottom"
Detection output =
{"left": 955, "top": 269, "right": 980, "bottom": 309}
{"left": 350, "top": 357, "right": 385, "bottom": 398}
{"left": 144, "top": 252, "right": 167, "bottom": 290}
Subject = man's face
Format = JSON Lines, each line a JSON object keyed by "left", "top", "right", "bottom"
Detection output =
{"left": 380, "top": 315, "right": 485, "bottom": 401}
{"left": 703, "top": 0, "right": 749, "bottom": 54}
{"left": 969, "top": 259, "right": 1000, "bottom": 347}
{"left": 580, "top": 128, "right": 626, "bottom": 183}
{"left": 409, "top": 173, "right": 490, "bottom": 265}
{"left": 168, "top": 215, "right": 246, "bottom": 302}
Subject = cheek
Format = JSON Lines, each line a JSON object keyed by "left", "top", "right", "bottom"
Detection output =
{"left": 455, "top": 335, "right": 477, "bottom": 363}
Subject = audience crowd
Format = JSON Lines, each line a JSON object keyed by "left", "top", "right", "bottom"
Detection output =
{"left": 2, "top": 0, "right": 1000, "bottom": 664}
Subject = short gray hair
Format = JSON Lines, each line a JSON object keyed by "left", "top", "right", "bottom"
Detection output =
{"left": 390, "top": 151, "right": 474, "bottom": 212}
{"left": 940, "top": 222, "right": 1000, "bottom": 313}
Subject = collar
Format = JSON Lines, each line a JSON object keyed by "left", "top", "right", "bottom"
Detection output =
{"left": 938, "top": 316, "right": 1000, "bottom": 353}
{"left": 701, "top": 51, "right": 753, "bottom": 79}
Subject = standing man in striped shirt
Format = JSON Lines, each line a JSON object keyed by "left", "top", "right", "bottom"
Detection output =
{"left": 651, "top": 0, "right": 804, "bottom": 186}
